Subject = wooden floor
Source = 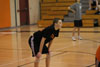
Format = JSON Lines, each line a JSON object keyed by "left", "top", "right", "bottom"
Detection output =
{"left": 0, "top": 25, "right": 100, "bottom": 67}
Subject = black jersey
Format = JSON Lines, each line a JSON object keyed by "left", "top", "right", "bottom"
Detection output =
{"left": 33, "top": 25, "right": 59, "bottom": 46}
{"left": 28, "top": 25, "right": 60, "bottom": 56}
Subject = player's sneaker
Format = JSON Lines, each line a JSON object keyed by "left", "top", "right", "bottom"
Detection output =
{"left": 78, "top": 36, "right": 82, "bottom": 40}
{"left": 95, "top": 7, "right": 98, "bottom": 10}
{"left": 72, "top": 37, "right": 76, "bottom": 41}
{"left": 88, "top": 8, "right": 91, "bottom": 10}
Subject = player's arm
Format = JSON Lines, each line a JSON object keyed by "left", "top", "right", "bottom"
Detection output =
{"left": 37, "top": 37, "right": 46, "bottom": 58}
{"left": 39, "top": 37, "right": 46, "bottom": 53}
{"left": 96, "top": 0, "right": 98, "bottom": 7}
{"left": 48, "top": 40, "right": 53, "bottom": 51}
{"left": 68, "top": 7, "right": 76, "bottom": 14}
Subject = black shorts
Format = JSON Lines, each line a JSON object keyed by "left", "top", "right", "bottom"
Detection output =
{"left": 28, "top": 36, "right": 49, "bottom": 57}
{"left": 91, "top": 1, "right": 96, "bottom": 6}
{"left": 74, "top": 20, "right": 82, "bottom": 27}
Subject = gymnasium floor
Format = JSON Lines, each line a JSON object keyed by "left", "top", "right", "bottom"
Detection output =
{"left": 0, "top": 25, "right": 100, "bottom": 67}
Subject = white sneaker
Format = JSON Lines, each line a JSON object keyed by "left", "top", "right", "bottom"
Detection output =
{"left": 72, "top": 37, "right": 76, "bottom": 41}
{"left": 78, "top": 36, "right": 82, "bottom": 40}
{"left": 95, "top": 7, "right": 98, "bottom": 10}
{"left": 88, "top": 8, "right": 91, "bottom": 10}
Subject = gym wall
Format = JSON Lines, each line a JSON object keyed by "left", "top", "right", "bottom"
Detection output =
{"left": 0, "top": 0, "right": 40, "bottom": 29}
{"left": 0, "top": 0, "right": 11, "bottom": 28}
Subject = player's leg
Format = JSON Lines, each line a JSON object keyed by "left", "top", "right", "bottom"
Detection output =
{"left": 34, "top": 56, "right": 40, "bottom": 67}
{"left": 46, "top": 52, "right": 51, "bottom": 67}
{"left": 28, "top": 36, "right": 40, "bottom": 67}
{"left": 89, "top": 0, "right": 92, "bottom": 10}
{"left": 78, "top": 27, "right": 80, "bottom": 36}
{"left": 78, "top": 20, "right": 82, "bottom": 40}
{"left": 72, "top": 27, "right": 77, "bottom": 41}
{"left": 77, "top": 27, "right": 82, "bottom": 40}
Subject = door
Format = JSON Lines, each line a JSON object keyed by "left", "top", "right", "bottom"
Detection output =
{"left": 19, "top": 0, "right": 30, "bottom": 25}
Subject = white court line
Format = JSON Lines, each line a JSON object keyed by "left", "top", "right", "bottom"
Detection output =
{"left": 0, "top": 37, "right": 91, "bottom": 67}
{"left": 0, "top": 41, "right": 76, "bottom": 67}
{"left": 0, "top": 32, "right": 16, "bottom": 34}
{"left": 0, "top": 56, "right": 32, "bottom": 67}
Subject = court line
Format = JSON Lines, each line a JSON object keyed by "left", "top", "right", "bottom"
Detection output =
{"left": 86, "top": 64, "right": 95, "bottom": 67}
{"left": 0, "top": 40, "right": 87, "bottom": 67}
{"left": 17, "top": 39, "right": 96, "bottom": 67}
{"left": 0, "top": 38, "right": 100, "bottom": 51}
{"left": 17, "top": 38, "right": 97, "bottom": 67}
{"left": 0, "top": 56, "right": 33, "bottom": 67}
{"left": 17, "top": 51, "right": 68, "bottom": 67}
{"left": 0, "top": 30, "right": 100, "bottom": 33}
{"left": 0, "top": 32, "right": 16, "bottom": 34}
{"left": 17, "top": 51, "right": 95, "bottom": 67}
{"left": 84, "top": 39, "right": 100, "bottom": 43}
{"left": 0, "top": 45, "right": 95, "bottom": 67}
{"left": 11, "top": 31, "right": 100, "bottom": 33}
{"left": 0, "top": 48, "right": 30, "bottom": 50}
{"left": 0, "top": 41, "right": 74, "bottom": 67}
{"left": 0, "top": 38, "right": 98, "bottom": 67}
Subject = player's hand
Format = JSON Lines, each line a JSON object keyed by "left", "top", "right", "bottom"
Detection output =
{"left": 48, "top": 50, "right": 51, "bottom": 55}
{"left": 37, "top": 52, "right": 42, "bottom": 58}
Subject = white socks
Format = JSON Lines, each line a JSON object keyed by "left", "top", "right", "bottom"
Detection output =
{"left": 72, "top": 36, "right": 82, "bottom": 41}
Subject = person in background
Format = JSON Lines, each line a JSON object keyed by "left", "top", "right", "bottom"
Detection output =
{"left": 68, "top": 0, "right": 83, "bottom": 41}
{"left": 95, "top": 5, "right": 100, "bottom": 14}
{"left": 89, "top": 0, "right": 99, "bottom": 10}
